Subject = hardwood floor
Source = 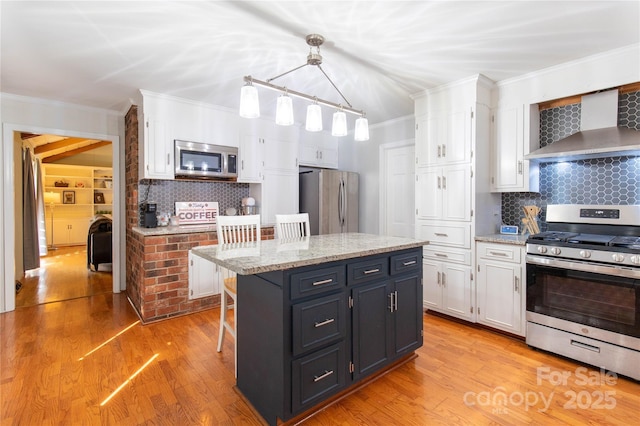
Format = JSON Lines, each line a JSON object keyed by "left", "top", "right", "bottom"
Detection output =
{"left": 16, "top": 245, "right": 112, "bottom": 308}
{"left": 1, "top": 293, "right": 638, "bottom": 425}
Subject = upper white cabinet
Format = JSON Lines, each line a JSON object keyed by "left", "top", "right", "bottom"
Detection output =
{"left": 238, "top": 134, "right": 264, "bottom": 183}
{"left": 138, "top": 90, "right": 239, "bottom": 180}
{"left": 140, "top": 114, "right": 173, "bottom": 179}
{"left": 490, "top": 103, "right": 540, "bottom": 192}
{"left": 416, "top": 108, "right": 471, "bottom": 168}
{"left": 298, "top": 132, "right": 338, "bottom": 169}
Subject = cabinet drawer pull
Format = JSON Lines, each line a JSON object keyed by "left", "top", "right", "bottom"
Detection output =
{"left": 363, "top": 268, "right": 380, "bottom": 275}
{"left": 489, "top": 251, "right": 508, "bottom": 256}
{"left": 314, "top": 318, "right": 335, "bottom": 328}
{"left": 402, "top": 260, "right": 416, "bottom": 266}
{"left": 434, "top": 233, "right": 448, "bottom": 237}
{"left": 313, "top": 369, "right": 334, "bottom": 382}
{"left": 312, "top": 279, "right": 333, "bottom": 286}
{"left": 434, "top": 253, "right": 448, "bottom": 258}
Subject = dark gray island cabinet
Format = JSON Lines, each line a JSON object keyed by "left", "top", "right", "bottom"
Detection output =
{"left": 191, "top": 233, "right": 427, "bottom": 425}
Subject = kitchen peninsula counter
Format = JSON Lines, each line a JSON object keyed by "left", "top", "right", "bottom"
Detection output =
{"left": 191, "top": 232, "right": 428, "bottom": 273}
{"left": 192, "top": 233, "right": 428, "bottom": 425}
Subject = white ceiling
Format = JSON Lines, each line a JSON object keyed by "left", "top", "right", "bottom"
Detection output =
{"left": 2, "top": 1, "right": 639, "bottom": 127}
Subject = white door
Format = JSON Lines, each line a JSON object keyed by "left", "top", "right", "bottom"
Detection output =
{"left": 380, "top": 142, "right": 415, "bottom": 237}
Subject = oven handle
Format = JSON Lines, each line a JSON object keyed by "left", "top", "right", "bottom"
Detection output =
{"left": 526, "top": 255, "right": 640, "bottom": 280}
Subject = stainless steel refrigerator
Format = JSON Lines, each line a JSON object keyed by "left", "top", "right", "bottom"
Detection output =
{"left": 299, "top": 169, "right": 359, "bottom": 235}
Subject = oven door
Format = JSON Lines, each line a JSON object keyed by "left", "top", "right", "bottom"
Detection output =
{"left": 526, "top": 255, "right": 640, "bottom": 338}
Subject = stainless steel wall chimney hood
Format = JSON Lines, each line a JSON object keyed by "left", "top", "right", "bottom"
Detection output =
{"left": 525, "top": 89, "right": 640, "bottom": 162}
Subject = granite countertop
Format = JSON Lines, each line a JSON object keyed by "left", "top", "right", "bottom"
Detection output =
{"left": 475, "top": 233, "right": 529, "bottom": 246}
{"left": 132, "top": 224, "right": 219, "bottom": 236}
{"left": 191, "top": 233, "right": 429, "bottom": 275}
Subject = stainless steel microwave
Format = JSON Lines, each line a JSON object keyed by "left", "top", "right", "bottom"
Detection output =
{"left": 174, "top": 140, "right": 237, "bottom": 180}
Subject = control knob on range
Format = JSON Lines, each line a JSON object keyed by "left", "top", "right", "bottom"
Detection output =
{"left": 612, "top": 253, "right": 625, "bottom": 263}
{"left": 579, "top": 250, "right": 591, "bottom": 259}
{"left": 550, "top": 247, "right": 561, "bottom": 255}
{"left": 631, "top": 255, "right": 640, "bottom": 265}
{"left": 537, "top": 246, "right": 548, "bottom": 254}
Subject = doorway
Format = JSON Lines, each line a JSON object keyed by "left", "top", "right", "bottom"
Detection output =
{"left": 2, "top": 125, "right": 121, "bottom": 312}
{"left": 16, "top": 133, "right": 114, "bottom": 307}
{"left": 380, "top": 141, "right": 415, "bottom": 238}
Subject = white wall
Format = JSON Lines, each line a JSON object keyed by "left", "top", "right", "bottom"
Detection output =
{"left": 1, "top": 93, "right": 123, "bottom": 312}
{"left": 339, "top": 115, "right": 415, "bottom": 234}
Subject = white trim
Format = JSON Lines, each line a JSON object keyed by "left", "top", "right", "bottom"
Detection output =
{"left": 0, "top": 92, "right": 122, "bottom": 116}
{"left": 378, "top": 139, "right": 415, "bottom": 236}
{"left": 495, "top": 43, "right": 640, "bottom": 88}
{"left": 1, "top": 123, "right": 121, "bottom": 313}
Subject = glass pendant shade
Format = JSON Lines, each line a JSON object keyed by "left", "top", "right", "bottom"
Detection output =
{"left": 305, "top": 103, "right": 323, "bottom": 132}
{"left": 275, "top": 94, "right": 294, "bottom": 126}
{"left": 331, "top": 110, "right": 347, "bottom": 137}
{"left": 354, "top": 116, "right": 370, "bottom": 141}
{"left": 239, "top": 84, "right": 260, "bottom": 118}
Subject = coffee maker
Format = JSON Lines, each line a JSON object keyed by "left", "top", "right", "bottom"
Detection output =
{"left": 140, "top": 202, "right": 157, "bottom": 228}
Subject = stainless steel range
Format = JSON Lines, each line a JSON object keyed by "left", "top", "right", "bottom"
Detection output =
{"left": 526, "top": 204, "right": 640, "bottom": 381}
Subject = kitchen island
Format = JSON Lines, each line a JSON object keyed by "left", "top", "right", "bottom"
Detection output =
{"left": 192, "top": 233, "right": 428, "bottom": 425}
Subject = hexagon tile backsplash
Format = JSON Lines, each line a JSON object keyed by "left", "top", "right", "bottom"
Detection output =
{"left": 138, "top": 179, "right": 250, "bottom": 220}
{"left": 501, "top": 90, "right": 640, "bottom": 228}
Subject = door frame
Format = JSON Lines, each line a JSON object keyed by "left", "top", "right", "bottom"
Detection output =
{"left": 378, "top": 140, "right": 415, "bottom": 237}
{"left": 2, "top": 123, "right": 121, "bottom": 312}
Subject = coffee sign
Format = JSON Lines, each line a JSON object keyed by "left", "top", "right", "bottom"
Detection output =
{"left": 175, "top": 201, "right": 219, "bottom": 225}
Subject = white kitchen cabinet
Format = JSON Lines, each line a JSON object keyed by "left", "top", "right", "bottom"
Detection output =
{"left": 415, "top": 107, "right": 471, "bottom": 168}
{"left": 299, "top": 133, "right": 338, "bottom": 169}
{"left": 490, "top": 104, "right": 539, "bottom": 192}
{"left": 188, "top": 251, "right": 220, "bottom": 299}
{"left": 415, "top": 164, "right": 471, "bottom": 221}
{"left": 251, "top": 169, "right": 299, "bottom": 226}
{"left": 46, "top": 218, "right": 90, "bottom": 246}
{"left": 139, "top": 114, "right": 174, "bottom": 180}
{"left": 415, "top": 74, "right": 499, "bottom": 326}
{"left": 475, "top": 242, "right": 525, "bottom": 336}
{"left": 422, "top": 246, "right": 473, "bottom": 321}
{"left": 237, "top": 135, "right": 264, "bottom": 183}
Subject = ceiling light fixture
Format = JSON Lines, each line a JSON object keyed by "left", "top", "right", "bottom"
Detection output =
{"left": 239, "top": 34, "right": 369, "bottom": 141}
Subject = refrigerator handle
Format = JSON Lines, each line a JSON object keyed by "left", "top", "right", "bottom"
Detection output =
{"left": 338, "top": 178, "right": 345, "bottom": 228}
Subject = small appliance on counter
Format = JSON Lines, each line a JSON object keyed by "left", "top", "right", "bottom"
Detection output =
{"left": 241, "top": 197, "right": 258, "bottom": 215}
{"left": 140, "top": 202, "right": 157, "bottom": 228}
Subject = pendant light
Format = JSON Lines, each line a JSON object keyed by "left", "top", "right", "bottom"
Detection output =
{"left": 305, "top": 100, "right": 323, "bottom": 132}
{"left": 239, "top": 34, "right": 369, "bottom": 139}
{"left": 275, "top": 92, "right": 294, "bottom": 126}
{"left": 331, "top": 108, "right": 347, "bottom": 137}
{"left": 239, "top": 81, "right": 260, "bottom": 118}
{"left": 354, "top": 116, "right": 370, "bottom": 141}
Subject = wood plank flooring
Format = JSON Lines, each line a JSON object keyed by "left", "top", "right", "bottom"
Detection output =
{"left": 16, "top": 246, "right": 112, "bottom": 308}
{"left": 1, "top": 293, "right": 638, "bottom": 425}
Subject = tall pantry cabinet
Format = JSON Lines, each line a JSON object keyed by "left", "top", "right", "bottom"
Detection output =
{"left": 414, "top": 74, "right": 500, "bottom": 322}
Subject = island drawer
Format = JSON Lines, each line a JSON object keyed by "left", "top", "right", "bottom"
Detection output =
{"left": 390, "top": 250, "right": 421, "bottom": 275}
{"left": 290, "top": 265, "right": 345, "bottom": 300}
{"left": 291, "top": 342, "right": 346, "bottom": 413}
{"left": 292, "top": 293, "right": 347, "bottom": 356}
{"left": 347, "top": 256, "right": 389, "bottom": 285}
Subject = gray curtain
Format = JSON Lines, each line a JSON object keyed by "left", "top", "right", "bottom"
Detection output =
{"left": 23, "top": 148, "right": 40, "bottom": 271}
{"left": 35, "top": 158, "right": 48, "bottom": 256}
